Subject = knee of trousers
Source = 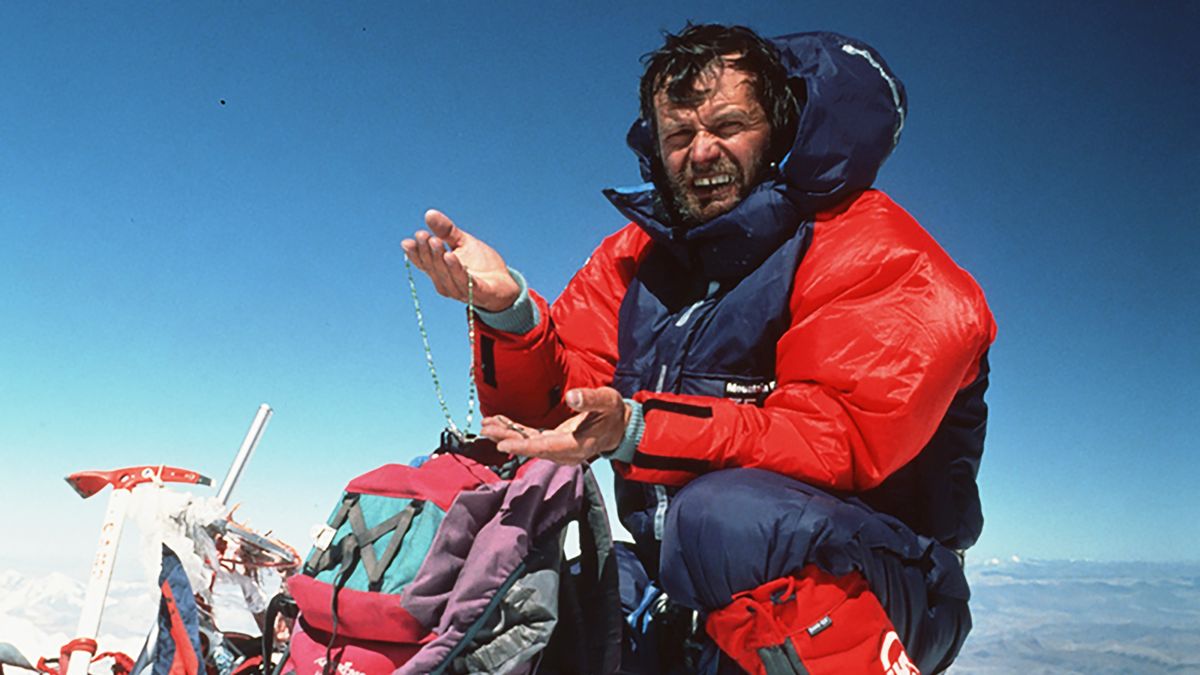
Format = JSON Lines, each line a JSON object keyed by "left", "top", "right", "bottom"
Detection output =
{"left": 659, "top": 469, "right": 936, "bottom": 605}
{"left": 657, "top": 468, "right": 859, "bottom": 610}
{"left": 659, "top": 470, "right": 973, "bottom": 672}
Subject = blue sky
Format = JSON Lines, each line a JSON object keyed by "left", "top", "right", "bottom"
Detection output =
{"left": 2, "top": 1, "right": 1197, "bottom": 577}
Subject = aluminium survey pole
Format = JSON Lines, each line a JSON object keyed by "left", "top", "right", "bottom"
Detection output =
{"left": 216, "top": 403, "right": 273, "bottom": 506}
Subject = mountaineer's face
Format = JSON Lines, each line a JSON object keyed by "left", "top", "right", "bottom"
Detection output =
{"left": 654, "top": 62, "right": 772, "bottom": 226}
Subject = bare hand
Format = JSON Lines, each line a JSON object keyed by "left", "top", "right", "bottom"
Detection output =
{"left": 401, "top": 209, "right": 520, "bottom": 312}
{"left": 481, "top": 387, "right": 630, "bottom": 465}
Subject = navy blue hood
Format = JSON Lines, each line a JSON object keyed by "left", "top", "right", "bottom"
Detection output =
{"left": 603, "top": 31, "right": 907, "bottom": 279}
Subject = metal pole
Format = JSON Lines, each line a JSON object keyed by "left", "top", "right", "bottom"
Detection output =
{"left": 216, "top": 403, "right": 273, "bottom": 505}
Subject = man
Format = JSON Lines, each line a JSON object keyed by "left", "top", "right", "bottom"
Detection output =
{"left": 403, "top": 24, "right": 995, "bottom": 674}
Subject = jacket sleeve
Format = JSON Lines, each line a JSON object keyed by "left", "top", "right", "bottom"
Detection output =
{"left": 616, "top": 191, "right": 998, "bottom": 492}
{"left": 475, "top": 224, "right": 651, "bottom": 429}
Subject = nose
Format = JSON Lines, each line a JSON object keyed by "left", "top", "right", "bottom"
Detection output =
{"left": 690, "top": 131, "right": 721, "bottom": 166}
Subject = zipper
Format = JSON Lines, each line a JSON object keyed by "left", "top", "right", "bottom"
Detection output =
{"left": 652, "top": 364, "right": 669, "bottom": 540}
{"left": 673, "top": 280, "right": 720, "bottom": 327}
{"left": 653, "top": 485, "right": 669, "bottom": 541}
{"left": 651, "top": 281, "right": 719, "bottom": 541}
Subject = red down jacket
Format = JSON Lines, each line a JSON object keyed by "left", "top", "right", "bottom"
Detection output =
{"left": 474, "top": 188, "right": 995, "bottom": 494}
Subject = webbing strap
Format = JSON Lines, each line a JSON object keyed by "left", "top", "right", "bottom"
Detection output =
{"left": 326, "top": 547, "right": 360, "bottom": 675}
{"left": 304, "top": 494, "right": 358, "bottom": 575}
{"left": 304, "top": 494, "right": 425, "bottom": 592}
{"left": 370, "top": 501, "right": 425, "bottom": 587}
{"left": 758, "top": 642, "right": 809, "bottom": 675}
{"left": 261, "top": 593, "right": 298, "bottom": 675}
{"left": 345, "top": 499, "right": 425, "bottom": 591}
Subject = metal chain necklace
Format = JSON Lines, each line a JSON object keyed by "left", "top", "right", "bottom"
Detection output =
{"left": 403, "top": 254, "right": 477, "bottom": 440}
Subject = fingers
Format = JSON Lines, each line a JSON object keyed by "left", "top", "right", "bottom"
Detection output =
{"left": 563, "top": 387, "right": 629, "bottom": 453}
{"left": 482, "top": 414, "right": 595, "bottom": 465}
{"left": 405, "top": 208, "right": 522, "bottom": 311}
{"left": 404, "top": 219, "right": 471, "bottom": 302}
{"left": 498, "top": 432, "right": 573, "bottom": 454}
{"left": 425, "top": 209, "right": 467, "bottom": 248}
{"left": 565, "top": 386, "right": 624, "bottom": 412}
{"left": 401, "top": 230, "right": 435, "bottom": 271}
{"left": 480, "top": 415, "right": 533, "bottom": 442}
{"left": 497, "top": 430, "right": 593, "bottom": 465}
{"left": 475, "top": 394, "right": 627, "bottom": 470}
{"left": 442, "top": 251, "right": 471, "bottom": 300}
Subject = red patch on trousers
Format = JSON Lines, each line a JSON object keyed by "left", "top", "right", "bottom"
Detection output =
{"left": 705, "top": 565, "right": 919, "bottom": 674}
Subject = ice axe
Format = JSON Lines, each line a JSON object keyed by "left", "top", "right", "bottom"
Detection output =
{"left": 60, "top": 465, "right": 210, "bottom": 675}
{"left": 123, "top": 404, "right": 274, "bottom": 675}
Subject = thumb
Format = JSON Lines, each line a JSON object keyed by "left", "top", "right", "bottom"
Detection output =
{"left": 425, "top": 209, "right": 469, "bottom": 248}
{"left": 565, "top": 387, "right": 622, "bottom": 412}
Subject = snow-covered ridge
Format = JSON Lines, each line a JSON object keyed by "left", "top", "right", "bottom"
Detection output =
{"left": 0, "top": 568, "right": 156, "bottom": 670}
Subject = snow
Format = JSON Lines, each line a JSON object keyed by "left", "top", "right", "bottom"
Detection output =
{"left": 0, "top": 569, "right": 155, "bottom": 670}
{"left": 0, "top": 484, "right": 288, "bottom": 672}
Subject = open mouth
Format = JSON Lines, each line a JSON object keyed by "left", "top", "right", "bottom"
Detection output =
{"left": 689, "top": 174, "right": 739, "bottom": 207}
{"left": 693, "top": 174, "right": 734, "bottom": 189}
{"left": 670, "top": 166, "right": 745, "bottom": 222}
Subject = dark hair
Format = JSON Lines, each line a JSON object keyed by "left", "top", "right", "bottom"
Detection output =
{"left": 639, "top": 23, "right": 800, "bottom": 164}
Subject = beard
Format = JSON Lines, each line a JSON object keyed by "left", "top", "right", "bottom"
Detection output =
{"left": 665, "top": 154, "right": 767, "bottom": 227}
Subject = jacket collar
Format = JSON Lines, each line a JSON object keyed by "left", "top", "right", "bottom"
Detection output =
{"left": 603, "top": 31, "right": 907, "bottom": 280}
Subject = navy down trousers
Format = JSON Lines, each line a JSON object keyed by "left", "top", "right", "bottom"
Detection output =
{"left": 618, "top": 469, "right": 972, "bottom": 674}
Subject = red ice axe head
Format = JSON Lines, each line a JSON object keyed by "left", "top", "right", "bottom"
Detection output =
{"left": 65, "top": 465, "right": 212, "bottom": 499}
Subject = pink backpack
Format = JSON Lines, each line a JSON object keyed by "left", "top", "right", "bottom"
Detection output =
{"left": 272, "top": 440, "right": 620, "bottom": 675}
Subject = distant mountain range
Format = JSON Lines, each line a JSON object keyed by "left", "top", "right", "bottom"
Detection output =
{"left": 955, "top": 557, "right": 1200, "bottom": 673}
{"left": 3, "top": 558, "right": 1198, "bottom": 672}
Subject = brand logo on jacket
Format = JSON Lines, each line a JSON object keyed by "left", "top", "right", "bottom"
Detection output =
{"left": 724, "top": 380, "right": 775, "bottom": 405}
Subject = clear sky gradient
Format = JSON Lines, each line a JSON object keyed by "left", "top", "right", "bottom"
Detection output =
{"left": 2, "top": 1, "right": 1197, "bottom": 577}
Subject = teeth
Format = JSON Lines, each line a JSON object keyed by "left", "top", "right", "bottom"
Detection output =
{"left": 694, "top": 175, "right": 733, "bottom": 187}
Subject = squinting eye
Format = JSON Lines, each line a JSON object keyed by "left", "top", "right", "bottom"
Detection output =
{"left": 665, "top": 131, "right": 694, "bottom": 148}
{"left": 717, "top": 122, "right": 744, "bottom": 136}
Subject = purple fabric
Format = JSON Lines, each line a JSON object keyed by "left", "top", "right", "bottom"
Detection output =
{"left": 395, "top": 459, "right": 584, "bottom": 674}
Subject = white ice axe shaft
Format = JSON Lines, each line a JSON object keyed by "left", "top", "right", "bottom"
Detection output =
{"left": 61, "top": 465, "right": 210, "bottom": 675}
{"left": 65, "top": 488, "right": 130, "bottom": 675}
{"left": 216, "top": 403, "right": 273, "bottom": 505}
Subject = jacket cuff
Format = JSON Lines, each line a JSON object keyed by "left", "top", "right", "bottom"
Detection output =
{"left": 603, "top": 399, "right": 643, "bottom": 464}
{"left": 474, "top": 268, "right": 540, "bottom": 335}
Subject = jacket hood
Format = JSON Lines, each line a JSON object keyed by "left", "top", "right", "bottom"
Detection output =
{"left": 603, "top": 31, "right": 907, "bottom": 279}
